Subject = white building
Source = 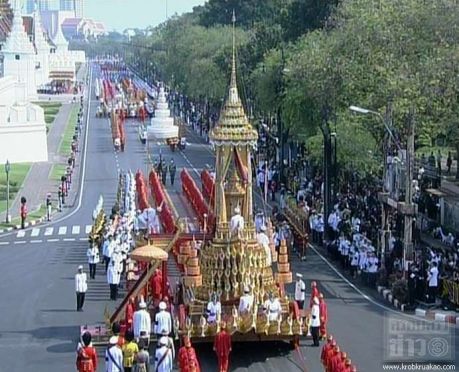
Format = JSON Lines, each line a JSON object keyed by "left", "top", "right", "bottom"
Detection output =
{"left": 0, "top": 75, "right": 48, "bottom": 164}
{"left": 32, "top": 1, "right": 51, "bottom": 87}
{"left": 1, "top": 0, "right": 37, "bottom": 100}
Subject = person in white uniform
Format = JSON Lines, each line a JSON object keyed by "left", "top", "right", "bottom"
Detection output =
{"left": 155, "top": 336, "right": 173, "bottom": 372}
{"left": 263, "top": 292, "right": 282, "bottom": 322}
{"left": 230, "top": 206, "right": 244, "bottom": 236}
{"left": 238, "top": 286, "right": 254, "bottom": 315}
{"left": 133, "top": 300, "right": 152, "bottom": 346}
{"left": 155, "top": 301, "right": 172, "bottom": 336}
{"left": 255, "top": 211, "right": 264, "bottom": 233}
{"left": 294, "top": 273, "right": 306, "bottom": 310}
{"left": 86, "top": 243, "right": 100, "bottom": 279}
{"left": 257, "top": 225, "right": 272, "bottom": 266}
{"left": 206, "top": 294, "right": 222, "bottom": 323}
{"left": 105, "top": 336, "right": 123, "bottom": 372}
{"left": 75, "top": 265, "right": 87, "bottom": 311}
{"left": 310, "top": 297, "right": 321, "bottom": 346}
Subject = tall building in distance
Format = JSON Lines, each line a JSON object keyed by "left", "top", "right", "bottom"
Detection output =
{"left": 59, "top": 0, "right": 82, "bottom": 17}
{"left": 74, "top": 0, "right": 83, "bottom": 18}
{"left": 26, "top": 0, "right": 58, "bottom": 14}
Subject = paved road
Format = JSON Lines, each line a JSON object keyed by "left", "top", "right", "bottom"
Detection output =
{"left": 0, "top": 66, "right": 457, "bottom": 371}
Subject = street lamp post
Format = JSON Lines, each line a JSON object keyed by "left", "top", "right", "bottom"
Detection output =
{"left": 4, "top": 159, "right": 10, "bottom": 223}
{"left": 319, "top": 105, "right": 335, "bottom": 242}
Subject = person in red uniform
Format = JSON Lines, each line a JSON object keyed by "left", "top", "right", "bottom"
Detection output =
{"left": 76, "top": 332, "right": 98, "bottom": 372}
{"left": 321, "top": 335, "right": 334, "bottom": 365}
{"left": 342, "top": 358, "right": 353, "bottom": 372}
{"left": 178, "top": 336, "right": 201, "bottom": 372}
{"left": 333, "top": 351, "right": 347, "bottom": 372}
{"left": 213, "top": 321, "right": 232, "bottom": 372}
{"left": 319, "top": 293, "right": 328, "bottom": 340}
{"left": 20, "top": 197, "right": 28, "bottom": 229}
{"left": 326, "top": 344, "right": 340, "bottom": 372}
{"left": 150, "top": 269, "right": 163, "bottom": 306}
{"left": 309, "top": 281, "right": 320, "bottom": 308}
{"left": 125, "top": 297, "right": 135, "bottom": 331}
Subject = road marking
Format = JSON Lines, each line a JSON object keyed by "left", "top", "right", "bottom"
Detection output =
{"left": 180, "top": 152, "right": 200, "bottom": 177}
{"left": 30, "top": 240, "right": 42, "bottom": 243}
{"left": 79, "top": 237, "right": 88, "bottom": 241}
{"left": 16, "top": 230, "right": 26, "bottom": 238}
{"left": 72, "top": 225, "right": 80, "bottom": 235}
{"left": 44, "top": 227, "right": 53, "bottom": 236}
{"left": 63, "top": 238, "right": 75, "bottom": 241}
{"left": 47, "top": 239, "right": 59, "bottom": 242}
{"left": 14, "top": 241, "right": 26, "bottom": 244}
{"left": 85, "top": 225, "right": 92, "bottom": 234}
{"left": 0, "top": 242, "right": 8, "bottom": 245}
{"left": 58, "top": 226, "right": 67, "bottom": 235}
{"left": 30, "top": 228, "right": 40, "bottom": 237}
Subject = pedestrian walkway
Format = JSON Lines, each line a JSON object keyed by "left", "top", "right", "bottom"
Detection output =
{"left": 0, "top": 224, "right": 93, "bottom": 244}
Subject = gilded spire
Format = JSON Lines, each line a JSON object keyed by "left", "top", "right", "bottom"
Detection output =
{"left": 230, "top": 10, "right": 237, "bottom": 90}
{"left": 209, "top": 11, "right": 258, "bottom": 146}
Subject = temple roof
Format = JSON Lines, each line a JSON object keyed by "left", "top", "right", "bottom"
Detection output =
{"left": 33, "top": 2, "right": 50, "bottom": 53}
{"left": 53, "top": 19, "right": 68, "bottom": 52}
{"left": 1, "top": 0, "right": 35, "bottom": 54}
{"left": 209, "top": 15, "right": 258, "bottom": 147}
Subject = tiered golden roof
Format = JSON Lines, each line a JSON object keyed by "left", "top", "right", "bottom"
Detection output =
{"left": 209, "top": 22, "right": 258, "bottom": 146}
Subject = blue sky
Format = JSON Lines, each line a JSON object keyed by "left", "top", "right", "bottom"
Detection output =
{"left": 85, "top": 0, "right": 206, "bottom": 31}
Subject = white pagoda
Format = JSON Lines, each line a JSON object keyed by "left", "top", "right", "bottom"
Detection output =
{"left": 48, "top": 18, "right": 75, "bottom": 83}
{"left": 1, "top": 0, "right": 37, "bottom": 100}
{"left": 147, "top": 86, "right": 178, "bottom": 140}
{"left": 32, "top": 0, "right": 51, "bottom": 87}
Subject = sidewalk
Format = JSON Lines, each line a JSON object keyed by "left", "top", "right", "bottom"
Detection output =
{"left": 0, "top": 64, "right": 88, "bottom": 226}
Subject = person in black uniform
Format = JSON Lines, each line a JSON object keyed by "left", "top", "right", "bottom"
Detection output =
{"left": 169, "top": 159, "right": 177, "bottom": 186}
{"left": 161, "top": 160, "right": 168, "bottom": 185}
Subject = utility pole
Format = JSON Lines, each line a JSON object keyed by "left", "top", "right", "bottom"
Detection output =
{"left": 321, "top": 105, "right": 332, "bottom": 241}
{"left": 278, "top": 46, "right": 286, "bottom": 185}
{"left": 402, "top": 107, "right": 416, "bottom": 274}
{"left": 379, "top": 101, "right": 393, "bottom": 270}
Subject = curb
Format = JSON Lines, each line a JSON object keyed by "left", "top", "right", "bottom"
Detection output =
{"left": 0, "top": 216, "right": 47, "bottom": 234}
{"left": 415, "top": 308, "right": 459, "bottom": 325}
{"left": 377, "top": 285, "right": 407, "bottom": 312}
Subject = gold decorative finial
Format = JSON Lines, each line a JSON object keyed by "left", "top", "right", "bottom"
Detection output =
{"left": 231, "top": 10, "right": 237, "bottom": 89}
{"left": 209, "top": 9, "right": 258, "bottom": 146}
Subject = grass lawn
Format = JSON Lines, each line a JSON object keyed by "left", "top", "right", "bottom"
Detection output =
{"left": 0, "top": 163, "right": 31, "bottom": 215}
{"left": 0, "top": 204, "right": 47, "bottom": 229}
{"left": 35, "top": 102, "right": 62, "bottom": 132}
{"left": 49, "top": 164, "right": 67, "bottom": 181}
{"left": 58, "top": 104, "right": 79, "bottom": 157}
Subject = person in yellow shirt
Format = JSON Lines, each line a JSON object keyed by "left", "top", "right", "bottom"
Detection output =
{"left": 122, "top": 330, "right": 139, "bottom": 372}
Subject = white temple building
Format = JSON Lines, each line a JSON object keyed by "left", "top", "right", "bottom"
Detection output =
{"left": 147, "top": 86, "right": 179, "bottom": 140}
{"left": 0, "top": 75, "right": 47, "bottom": 164}
{"left": 1, "top": 0, "right": 37, "bottom": 100}
{"left": 32, "top": 1, "right": 51, "bottom": 87}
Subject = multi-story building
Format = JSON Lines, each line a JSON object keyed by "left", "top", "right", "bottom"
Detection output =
{"left": 26, "top": 0, "right": 58, "bottom": 14}
{"left": 58, "top": 0, "right": 82, "bottom": 17}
